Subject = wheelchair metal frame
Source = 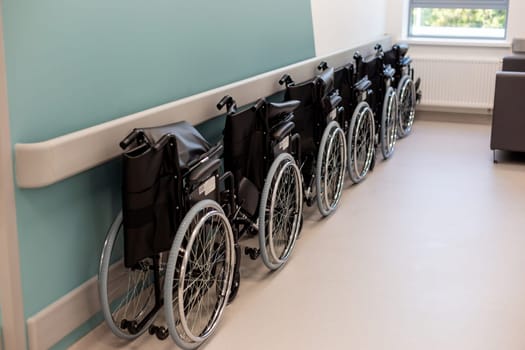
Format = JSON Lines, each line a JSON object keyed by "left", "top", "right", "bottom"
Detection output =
{"left": 278, "top": 65, "right": 347, "bottom": 216}
{"left": 99, "top": 97, "right": 304, "bottom": 349}
{"left": 381, "top": 43, "right": 422, "bottom": 138}
{"left": 354, "top": 49, "right": 398, "bottom": 162}
{"left": 217, "top": 95, "right": 303, "bottom": 273}
{"left": 330, "top": 61, "right": 376, "bottom": 184}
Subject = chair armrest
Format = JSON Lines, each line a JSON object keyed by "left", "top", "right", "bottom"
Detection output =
{"left": 491, "top": 71, "right": 525, "bottom": 151}
{"left": 502, "top": 55, "right": 525, "bottom": 72}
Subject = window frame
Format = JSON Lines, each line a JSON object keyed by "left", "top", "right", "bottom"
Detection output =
{"left": 407, "top": 0, "right": 510, "bottom": 40}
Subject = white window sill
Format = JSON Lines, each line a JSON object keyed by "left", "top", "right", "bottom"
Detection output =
{"left": 401, "top": 37, "right": 511, "bottom": 48}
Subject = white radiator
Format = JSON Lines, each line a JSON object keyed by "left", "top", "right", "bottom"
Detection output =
{"left": 412, "top": 56, "right": 502, "bottom": 111}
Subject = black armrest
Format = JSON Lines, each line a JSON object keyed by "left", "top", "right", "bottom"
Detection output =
{"left": 187, "top": 143, "right": 223, "bottom": 171}
{"left": 206, "top": 143, "right": 223, "bottom": 160}
{"left": 324, "top": 93, "right": 342, "bottom": 111}
{"left": 271, "top": 121, "right": 295, "bottom": 141}
{"left": 354, "top": 77, "right": 372, "bottom": 92}
{"left": 189, "top": 158, "right": 221, "bottom": 183}
{"left": 502, "top": 55, "right": 525, "bottom": 72}
{"left": 490, "top": 71, "right": 525, "bottom": 152}
{"left": 396, "top": 43, "right": 409, "bottom": 57}
{"left": 400, "top": 56, "right": 412, "bottom": 66}
{"left": 384, "top": 65, "right": 395, "bottom": 78}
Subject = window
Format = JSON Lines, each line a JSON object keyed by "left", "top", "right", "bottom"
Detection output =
{"left": 408, "top": 0, "right": 509, "bottom": 39}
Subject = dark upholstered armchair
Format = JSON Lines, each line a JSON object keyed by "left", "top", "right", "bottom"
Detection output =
{"left": 490, "top": 55, "right": 525, "bottom": 162}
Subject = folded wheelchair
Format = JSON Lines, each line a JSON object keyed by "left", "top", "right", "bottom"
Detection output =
{"left": 353, "top": 50, "right": 399, "bottom": 162}
{"left": 278, "top": 66, "right": 347, "bottom": 216}
{"left": 217, "top": 95, "right": 303, "bottom": 271}
{"left": 98, "top": 98, "right": 303, "bottom": 349}
{"left": 98, "top": 121, "right": 235, "bottom": 348}
{"left": 380, "top": 43, "right": 422, "bottom": 138}
{"left": 328, "top": 61, "right": 376, "bottom": 184}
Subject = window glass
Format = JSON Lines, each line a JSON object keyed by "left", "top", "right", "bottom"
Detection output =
{"left": 409, "top": 1, "right": 508, "bottom": 39}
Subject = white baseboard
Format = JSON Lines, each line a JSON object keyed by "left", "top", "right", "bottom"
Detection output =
{"left": 27, "top": 274, "right": 101, "bottom": 350}
{"left": 26, "top": 261, "right": 127, "bottom": 350}
{"left": 416, "top": 109, "right": 491, "bottom": 125}
{"left": 417, "top": 103, "right": 493, "bottom": 116}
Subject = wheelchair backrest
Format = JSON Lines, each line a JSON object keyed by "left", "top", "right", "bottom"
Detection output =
{"left": 222, "top": 97, "right": 298, "bottom": 217}
{"left": 223, "top": 105, "right": 267, "bottom": 193}
{"left": 334, "top": 64, "right": 355, "bottom": 124}
{"left": 283, "top": 78, "right": 317, "bottom": 155}
{"left": 120, "top": 121, "right": 216, "bottom": 268}
{"left": 316, "top": 67, "right": 336, "bottom": 99}
{"left": 383, "top": 48, "right": 398, "bottom": 69}
{"left": 356, "top": 55, "right": 383, "bottom": 85}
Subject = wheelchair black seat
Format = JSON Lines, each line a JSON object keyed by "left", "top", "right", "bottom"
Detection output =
{"left": 127, "top": 121, "right": 212, "bottom": 171}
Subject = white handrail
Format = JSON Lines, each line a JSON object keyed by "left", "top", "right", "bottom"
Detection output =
{"left": 15, "top": 35, "right": 390, "bottom": 188}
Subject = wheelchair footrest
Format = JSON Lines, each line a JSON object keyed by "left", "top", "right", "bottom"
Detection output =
{"left": 244, "top": 247, "right": 261, "bottom": 260}
{"left": 149, "top": 325, "right": 169, "bottom": 340}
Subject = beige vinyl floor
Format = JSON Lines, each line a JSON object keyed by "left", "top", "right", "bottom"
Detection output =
{"left": 72, "top": 119, "right": 525, "bottom": 350}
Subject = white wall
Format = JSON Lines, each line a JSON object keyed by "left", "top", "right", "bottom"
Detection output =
{"left": 384, "top": 0, "right": 525, "bottom": 61}
{"left": 311, "top": 0, "right": 387, "bottom": 56}
{"left": 383, "top": 0, "right": 525, "bottom": 113}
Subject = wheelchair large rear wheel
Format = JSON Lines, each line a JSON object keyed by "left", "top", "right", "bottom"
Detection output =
{"left": 316, "top": 121, "right": 347, "bottom": 216}
{"left": 380, "top": 86, "right": 398, "bottom": 160}
{"left": 259, "top": 152, "right": 303, "bottom": 270}
{"left": 397, "top": 75, "right": 416, "bottom": 138}
{"left": 347, "top": 102, "right": 375, "bottom": 184}
{"left": 98, "top": 211, "right": 158, "bottom": 340}
{"left": 164, "top": 200, "right": 235, "bottom": 350}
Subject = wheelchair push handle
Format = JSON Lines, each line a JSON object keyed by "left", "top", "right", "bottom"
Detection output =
{"left": 217, "top": 95, "right": 233, "bottom": 110}
{"left": 251, "top": 98, "right": 265, "bottom": 112}
{"left": 217, "top": 95, "right": 237, "bottom": 114}
{"left": 120, "top": 130, "right": 139, "bottom": 150}
{"left": 353, "top": 51, "right": 363, "bottom": 62}
{"left": 317, "top": 61, "right": 329, "bottom": 71}
{"left": 278, "top": 74, "right": 293, "bottom": 86}
{"left": 153, "top": 133, "right": 173, "bottom": 151}
{"left": 374, "top": 43, "right": 383, "bottom": 52}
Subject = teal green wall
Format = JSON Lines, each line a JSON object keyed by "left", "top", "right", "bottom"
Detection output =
{"left": 2, "top": 0, "right": 315, "bottom": 347}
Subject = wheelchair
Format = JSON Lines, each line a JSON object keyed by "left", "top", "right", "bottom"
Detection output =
{"left": 327, "top": 61, "right": 375, "bottom": 184}
{"left": 98, "top": 121, "right": 235, "bottom": 349}
{"left": 353, "top": 50, "right": 399, "bottom": 163}
{"left": 217, "top": 95, "right": 303, "bottom": 272}
{"left": 278, "top": 66, "right": 347, "bottom": 216}
{"left": 98, "top": 99, "right": 303, "bottom": 349}
{"left": 380, "top": 43, "right": 422, "bottom": 138}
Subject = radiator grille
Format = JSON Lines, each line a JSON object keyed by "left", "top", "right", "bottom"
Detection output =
{"left": 412, "top": 56, "right": 502, "bottom": 111}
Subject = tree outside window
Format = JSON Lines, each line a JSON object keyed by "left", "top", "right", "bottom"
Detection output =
{"left": 409, "top": 6, "right": 508, "bottom": 39}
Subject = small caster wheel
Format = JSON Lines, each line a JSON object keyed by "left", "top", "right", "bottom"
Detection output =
{"left": 305, "top": 193, "right": 315, "bottom": 207}
{"left": 244, "top": 247, "right": 260, "bottom": 260}
{"left": 121, "top": 319, "right": 139, "bottom": 334}
{"left": 148, "top": 325, "right": 158, "bottom": 336}
{"left": 156, "top": 326, "right": 169, "bottom": 340}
